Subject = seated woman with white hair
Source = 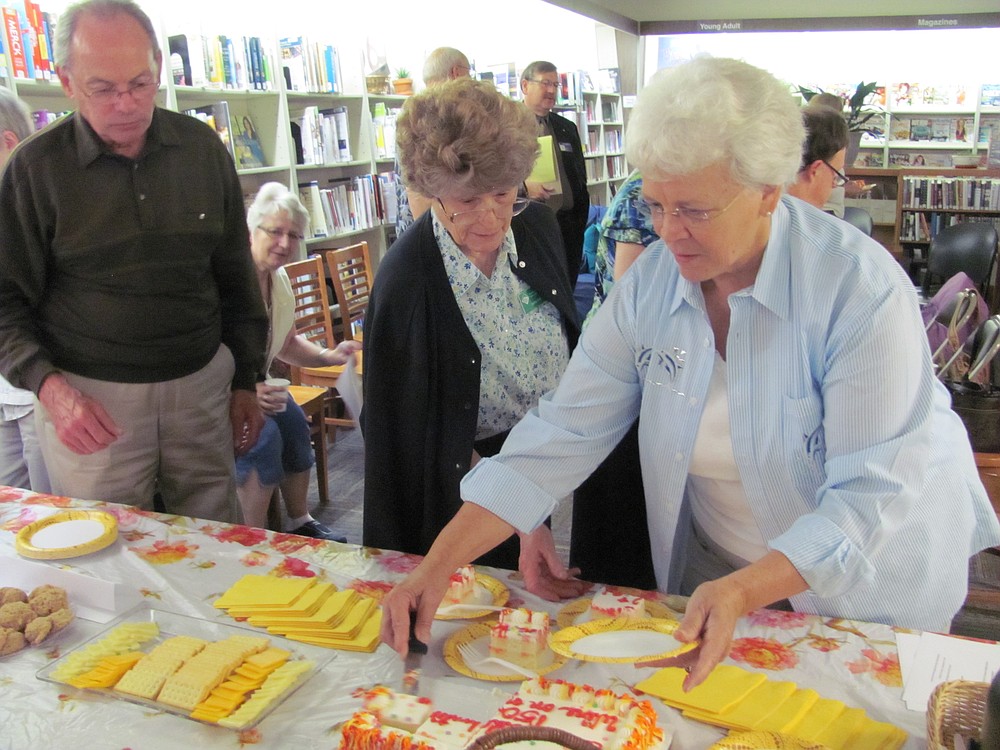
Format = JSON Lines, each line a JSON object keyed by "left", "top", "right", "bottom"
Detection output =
{"left": 377, "top": 56, "right": 1000, "bottom": 688}
{"left": 237, "top": 183, "right": 361, "bottom": 540}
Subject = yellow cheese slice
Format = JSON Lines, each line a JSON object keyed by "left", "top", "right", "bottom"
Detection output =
{"left": 284, "top": 608, "right": 382, "bottom": 652}
{"left": 785, "top": 697, "right": 845, "bottom": 741}
{"left": 635, "top": 665, "right": 768, "bottom": 714}
{"left": 754, "top": 688, "right": 820, "bottom": 733}
{"left": 683, "top": 680, "right": 798, "bottom": 731}
{"left": 813, "top": 706, "right": 866, "bottom": 750}
{"left": 845, "top": 719, "right": 908, "bottom": 750}
{"left": 272, "top": 597, "right": 376, "bottom": 639}
{"left": 213, "top": 575, "right": 315, "bottom": 609}
{"left": 225, "top": 581, "right": 336, "bottom": 619}
{"left": 248, "top": 589, "right": 358, "bottom": 627}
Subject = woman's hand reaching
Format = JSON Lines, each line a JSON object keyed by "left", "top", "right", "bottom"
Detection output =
{"left": 517, "top": 526, "right": 590, "bottom": 601}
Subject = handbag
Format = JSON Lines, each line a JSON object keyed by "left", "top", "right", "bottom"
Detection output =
{"left": 943, "top": 315, "right": 1000, "bottom": 454}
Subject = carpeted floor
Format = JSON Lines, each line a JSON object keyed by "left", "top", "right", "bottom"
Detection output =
{"left": 296, "top": 425, "right": 999, "bottom": 641}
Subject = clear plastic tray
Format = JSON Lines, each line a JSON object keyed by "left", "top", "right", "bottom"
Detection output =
{"left": 36, "top": 602, "right": 336, "bottom": 729}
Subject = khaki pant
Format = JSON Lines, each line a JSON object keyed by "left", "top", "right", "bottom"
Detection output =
{"left": 36, "top": 346, "right": 239, "bottom": 523}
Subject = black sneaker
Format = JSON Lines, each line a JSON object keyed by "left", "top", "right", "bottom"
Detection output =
{"left": 290, "top": 520, "right": 347, "bottom": 543}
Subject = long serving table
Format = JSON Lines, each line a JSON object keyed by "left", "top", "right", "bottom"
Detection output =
{"left": 0, "top": 487, "right": 929, "bottom": 749}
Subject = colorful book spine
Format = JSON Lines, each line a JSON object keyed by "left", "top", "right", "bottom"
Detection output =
{"left": 2, "top": 7, "right": 28, "bottom": 79}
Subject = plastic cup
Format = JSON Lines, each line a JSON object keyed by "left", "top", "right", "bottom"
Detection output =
{"left": 264, "top": 377, "right": 291, "bottom": 412}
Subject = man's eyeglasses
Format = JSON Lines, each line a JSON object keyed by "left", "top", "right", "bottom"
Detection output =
{"left": 436, "top": 194, "right": 531, "bottom": 227}
{"left": 527, "top": 78, "right": 559, "bottom": 91}
{"left": 638, "top": 190, "right": 743, "bottom": 226}
{"left": 82, "top": 80, "right": 160, "bottom": 106}
{"left": 258, "top": 226, "right": 306, "bottom": 242}
{"left": 822, "top": 160, "right": 849, "bottom": 188}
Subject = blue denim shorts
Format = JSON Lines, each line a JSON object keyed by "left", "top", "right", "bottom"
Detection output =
{"left": 235, "top": 394, "right": 315, "bottom": 486}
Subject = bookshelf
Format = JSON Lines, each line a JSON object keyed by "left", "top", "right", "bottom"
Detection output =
{"left": 0, "top": 20, "right": 400, "bottom": 269}
{"left": 846, "top": 167, "right": 1000, "bottom": 286}
{"left": 852, "top": 82, "right": 1000, "bottom": 170}
{"left": 562, "top": 86, "right": 625, "bottom": 206}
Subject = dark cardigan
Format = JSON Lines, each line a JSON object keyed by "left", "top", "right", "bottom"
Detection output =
{"left": 361, "top": 203, "right": 580, "bottom": 569}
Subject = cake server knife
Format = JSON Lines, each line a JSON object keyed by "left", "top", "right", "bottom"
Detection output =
{"left": 402, "top": 610, "right": 428, "bottom": 696}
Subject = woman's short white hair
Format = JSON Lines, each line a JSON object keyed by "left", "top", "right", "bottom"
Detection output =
{"left": 625, "top": 56, "right": 804, "bottom": 189}
{"left": 246, "top": 182, "right": 309, "bottom": 235}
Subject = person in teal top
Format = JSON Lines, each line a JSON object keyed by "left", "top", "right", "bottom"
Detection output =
{"left": 585, "top": 170, "right": 658, "bottom": 324}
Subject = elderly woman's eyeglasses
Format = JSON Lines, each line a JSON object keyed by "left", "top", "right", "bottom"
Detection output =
{"left": 258, "top": 226, "right": 306, "bottom": 242}
{"left": 822, "top": 161, "right": 849, "bottom": 188}
{"left": 437, "top": 195, "right": 531, "bottom": 227}
{"left": 82, "top": 79, "right": 160, "bottom": 106}
{"left": 637, "top": 190, "right": 743, "bottom": 226}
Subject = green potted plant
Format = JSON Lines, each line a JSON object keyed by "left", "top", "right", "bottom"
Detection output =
{"left": 392, "top": 68, "right": 413, "bottom": 96}
{"left": 798, "top": 81, "right": 883, "bottom": 165}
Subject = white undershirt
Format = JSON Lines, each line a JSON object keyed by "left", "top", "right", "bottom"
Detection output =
{"left": 686, "top": 352, "right": 769, "bottom": 564}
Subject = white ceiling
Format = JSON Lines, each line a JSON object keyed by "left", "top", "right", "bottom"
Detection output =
{"left": 542, "top": 0, "right": 1000, "bottom": 33}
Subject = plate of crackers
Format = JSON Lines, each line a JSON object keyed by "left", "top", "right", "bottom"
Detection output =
{"left": 37, "top": 603, "right": 335, "bottom": 729}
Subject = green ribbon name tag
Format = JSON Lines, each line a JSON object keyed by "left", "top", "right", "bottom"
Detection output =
{"left": 518, "top": 288, "right": 546, "bottom": 315}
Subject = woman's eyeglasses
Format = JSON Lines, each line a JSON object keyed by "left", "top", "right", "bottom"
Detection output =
{"left": 637, "top": 190, "right": 743, "bottom": 226}
{"left": 258, "top": 226, "right": 306, "bottom": 242}
{"left": 436, "top": 195, "right": 531, "bottom": 227}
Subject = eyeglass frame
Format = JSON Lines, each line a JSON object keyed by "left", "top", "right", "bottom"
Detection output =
{"left": 435, "top": 192, "right": 532, "bottom": 226}
{"left": 79, "top": 78, "right": 161, "bottom": 106}
{"left": 525, "top": 78, "right": 560, "bottom": 91}
{"left": 822, "top": 160, "right": 849, "bottom": 188}
{"left": 638, "top": 189, "right": 745, "bottom": 226}
{"left": 257, "top": 225, "right": 307, "bottom": 243}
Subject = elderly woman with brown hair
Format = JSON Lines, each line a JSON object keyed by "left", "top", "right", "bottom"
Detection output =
{"left": 361, "top": 77, "right": 580, "bottom": 570}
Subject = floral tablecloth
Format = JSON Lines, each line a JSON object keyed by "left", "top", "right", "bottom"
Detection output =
{"left": 0, "top": 487, "right": 928, "bottom": 749}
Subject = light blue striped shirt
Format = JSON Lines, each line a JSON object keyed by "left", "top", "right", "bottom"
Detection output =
{"left": 462, "top": 195, "right": 1000, "bottom": 631}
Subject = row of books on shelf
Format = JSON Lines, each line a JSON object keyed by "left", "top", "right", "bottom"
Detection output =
{"left": 296, "top": 105, "right": 351, "bottom": 166}
{"left": 901, "top": 176, "right": 1000, "bottom": 211}
{"left": 168, "top": 34, "right": 275, "bottom": 91}
{"left": 900, "top": 213, "right": 1000, "bottom": 243}
{"left": 297, "top": 173, "right": 398, "bottom": 239}
{"left": 807, "top": 83, "right": 1000, "bottom": 110}
{"left": 553, "top": 67, "right": 621, "bottom": 106}
{"left": 279, "top": 36, "right": 342, "bottom": 94}
{"left": 182, "top": 101, "right": 267, "bottom": 170}
{"left": 0, "top": 1, "right": 55, "bottom": 81}
{"left": 607, "top": 155, "right": 627, "bottom": 181}
{"left": 371, "top": 102, "right": 400, "bottom": 160}
{"left": 604, "top": 129, "right": 622, "bottom": 154}
{"left": 168, "top": 33, "right": 342, "bottom": 94}
{"left": 584, "top": 160, "right": 602, "bottom": 182}
{"left": 889, "top": 116, "right": 976, "bottom": 143}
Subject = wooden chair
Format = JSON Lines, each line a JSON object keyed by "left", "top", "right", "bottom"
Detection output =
{"left": 324, "top": 241, "right": 372, "bottom": 343}
{"left": 282, "top": 254, "right": 361, "bottom": 431}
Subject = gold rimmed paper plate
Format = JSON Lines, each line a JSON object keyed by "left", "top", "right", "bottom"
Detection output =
{"left": 548, "top": 617, "right": 696, "bottom": 664}
{"left": 435, "top": 573, "right": 509, "bottom": 620}
{"left": 555, "top": 596, "right": 680, "bottom": 629}
{"left": 15, "top": 510, "right": 118, "bottom": 560}
{"left": 443, "top": 621, "right": 567, "bottom": 682}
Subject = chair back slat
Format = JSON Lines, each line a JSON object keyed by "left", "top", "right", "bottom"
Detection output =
{"left": 324, "top": 242, "right": 373, "bottom": 342}
{"left": 282, "top": 256, "right": 336, "bottom": 352}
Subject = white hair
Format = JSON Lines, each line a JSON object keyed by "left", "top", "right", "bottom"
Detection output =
{"left": 246, "top": 182, "right": 309, "bottom": 235}
{"left": 625, "top": 56, "right": 804, "bottom": 189}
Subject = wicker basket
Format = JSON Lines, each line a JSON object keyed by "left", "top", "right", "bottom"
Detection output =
{"left": 927, "top": 679, "right": 989, "bottom": 750}
{"left": 464, "top": 727, "right": 599, "bottom": 749}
